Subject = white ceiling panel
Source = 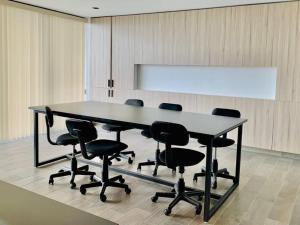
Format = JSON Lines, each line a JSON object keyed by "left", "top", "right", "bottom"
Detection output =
{"left": 13, "top": 0, "right": 292, "bottom": 18}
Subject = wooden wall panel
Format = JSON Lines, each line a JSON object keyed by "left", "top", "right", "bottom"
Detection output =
{"left": 196, "top": 95, "right": 238, "bottom": 141}
{"left": 91, "top": 88, "right": 109, "bottom": 103}
{"left": 134, "top": 14, "right": 159, "bottom": 64}
{"left": 196, "top": 95, "right": 236, "bottom": 115}
{"left": 205, "top": 8, "right": 227, "bottom": 65}
{"left": 112, "top": 16, "right": 135, "bottom": 89}
{"left": 91, "top": 1, "right": 300, "bottom": 153}
{"left": 272, "top": 102, "right": 300, "bottom": 154}
{"left": 235, "top": 99, "right": 275, "bottom": 150}
{"left": 156, "top": 13, "right": 175, "bottom": 65}
{"left": 90, "top": 17, "right": 111, "bottom": 88}
{"left": 109, "top": 89, "right": 139, "bottom": 104}
{"left": 267, "top": 2, "right": 298, "bottom": 101}
{"left": 167, "top": 92, "right": 198, "bottom": 113}
{"left": 133, "top": 90, "right": 169, "bottom": 108}
{"left": 223, "top": 6, "right": 249, "bottom": 66}
{"left": 184, "top": 10, "right": 201, "bottom": 65}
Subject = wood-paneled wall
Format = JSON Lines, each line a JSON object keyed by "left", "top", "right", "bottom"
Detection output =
{"left": 0, "top": 2, "right": 85, "bottom": 141}
{"left": 90, "top": 1, "right": 300, "bottom": 154}
{"left": 90, "top": 17, "right": 111, "bottom": 88}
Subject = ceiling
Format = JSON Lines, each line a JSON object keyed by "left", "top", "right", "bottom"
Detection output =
{"left": 14, "top": 0, "right": 292, "bottom": 18}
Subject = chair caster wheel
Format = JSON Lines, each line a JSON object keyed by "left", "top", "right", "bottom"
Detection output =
{"left": 152, "top": 170, "right": 157, "bottom": 176}
{"left": 224, "top": 171, "right": 230, "bottom": 175}
{"left": 116, "top": 157, "right": 121, "bottom": 162}
{"left": 172, "top": 169, "right": 176, "bottom": 175}
{"left": 132, "top": 153, "right": 136, "bottom": 158}
{"left": 195, "top": 204, "right": 202, "bottom": 215}
{"left": 125, "top": 187, "right": 131, "bottom": 194}
{"left": 83, "top": 165, "right": 89, "bottom": 171}
{"left": 100, "top": 194, "right": 107, "bottom": 202}
{"left": 197, "top": 195, "right": 203, "bottom": 201}
{"left": 58, "top": 169, "right": 64, "bottom": 173}
{"left": 212, "top": 181, "right": 217, "bottom": 189}
{"left": 193, "top": 176, "right": 198, "bottom": 182}
{"left": 137, "top": 166, "right": 141, "bottom": 172}
{"left": 70, "top": 182, "right": 76, "bottom": 189}
{"left": 128, "top": 158, "right": 133, "bottom": 164}
{"left": 108, "top": 161, "right": 112, "bottom": 166}
{"left": 80, "top": 187, "right": 86, "bottom": 195}
{"left": 49, "top": 178, "right": 54, "bottom": 185}
{"left": 151, "top": 196, "right": 158, "bottom": 202}
{"left": 164, "top": 208, "right": 171, "bottom": 216}
{"left": 119, "top": 177, "right": 125, "bottom": 184}
{"left": 90, "top": 175, "right": 95, "bottom": 182}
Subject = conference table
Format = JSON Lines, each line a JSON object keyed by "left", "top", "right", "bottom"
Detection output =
{"left": 29, "top": 101, "right": 247, "bottom": 222}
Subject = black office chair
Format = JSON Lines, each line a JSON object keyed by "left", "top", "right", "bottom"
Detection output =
{"left": 150, "top": 121, "right": 205, "bottom": 216}
{"left": 66, "top": 120, "right": 131, "bottom": 202}
{"left": 193, "top": 108, "right": 241, "bottom": 189}
{"left": 102, "top": 99, "right": 144, "bottom": 164}
{"left": 45, "top": 107, "right": 96, "bottom": 189}
{"left": 137, "top": 103, "right": 182, "bottom": 176}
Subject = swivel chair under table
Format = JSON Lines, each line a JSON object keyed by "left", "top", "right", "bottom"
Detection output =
{"left": 102, "top": 99, "right": 144, "bottom": 164}
{"left": 193, "top": 108, "right": 241, "bottom": 189}
{"left": 137, "top": 103, "right": 182, "bottom": 176}
{"left": 150, "top": 121, "right": 205, "bottom": 216}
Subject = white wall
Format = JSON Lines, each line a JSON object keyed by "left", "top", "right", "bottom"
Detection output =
{"left": 136, "top": 65, "right": 277, "bottom": 100}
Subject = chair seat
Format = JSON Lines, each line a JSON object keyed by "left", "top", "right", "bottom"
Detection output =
{"left": 86, "top": 140, "right": 128, "bottom": 156}
{"left": 197, "top": 134, "right": 235, "bottom": 148}
{"left": 56, "top": 133, "right": 79, "bottom": 146}
{"left": 159, "top": 148, "right": 205, "bottom": 167}
{"left": 102, "top": 124, "right": 131, "bottom": 132}
{"left": 141, "top": 129, "right": 152, "bottom": 138}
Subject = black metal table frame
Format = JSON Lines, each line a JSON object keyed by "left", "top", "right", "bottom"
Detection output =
{"left": 32, "top": 111, "right": 243, "bottom": 223}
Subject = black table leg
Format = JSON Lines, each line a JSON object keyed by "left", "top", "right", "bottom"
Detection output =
{"left": 235, "top": 125, "right": 243, "bottom": 184}
{"left": 34, "top": 112, "right": 39, "bottom": 167}
{"left": 204, "top": 138, "right": 213, "bottom": 222}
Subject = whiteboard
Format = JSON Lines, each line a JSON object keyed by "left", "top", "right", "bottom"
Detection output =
{"left": 136, "top": 65, "right": 277, "bottom": 100}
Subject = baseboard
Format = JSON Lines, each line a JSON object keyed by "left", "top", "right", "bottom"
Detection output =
{"left": 229, "top": 145, "right": 300, "bottom": 160}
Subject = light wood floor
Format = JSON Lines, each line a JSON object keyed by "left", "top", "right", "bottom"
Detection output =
{"left": 0, "top": 128, "right": 300, "bottom": 225}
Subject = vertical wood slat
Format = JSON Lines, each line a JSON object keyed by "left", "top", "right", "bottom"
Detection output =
{"left": 90, "top": 17, "right": 111, "bottom": 88}
{"left": 272, "top": 101, "right": 300, "bottom": 154}
{"left": 0, "top": 3, "right": 84, "bottom": 141}
{"left": 112, "top": 16, "right": 135, "bottom": 89}
{"left": 267, "top": 2, "right": 298, "bottom": 101}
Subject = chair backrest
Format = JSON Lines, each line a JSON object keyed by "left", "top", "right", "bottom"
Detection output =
{"left": 212, "top": 108, "right": 241, "bottom": 118}
{"left": 66, "top": 120, "right": 97, "bottom": 143}
{"left": 66, "top": 120, "right": 98, "bottom": 160}
{"left": 212, "top": 108, "right": 240, "bottom": 139}
{"left": 151, "top": 121, "right": 189, "bottom": 146}
{"left": 125, "top": 99, "right": 144, "bottom": 107}
{"left": 151, "top": 121, "right": 189, "bottom": 168}
{"left": 159, "top": 103, "right": 182, "bottom": 112}
{"left": 44, "top": 106, "right": 57, "bottom": 145}
{"left": 45, "top": 106, "right": 54, "bottom": 127}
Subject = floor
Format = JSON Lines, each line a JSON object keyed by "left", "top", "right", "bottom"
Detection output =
{"left": 0, "top": 128, "right": 300, "bottom": 225}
